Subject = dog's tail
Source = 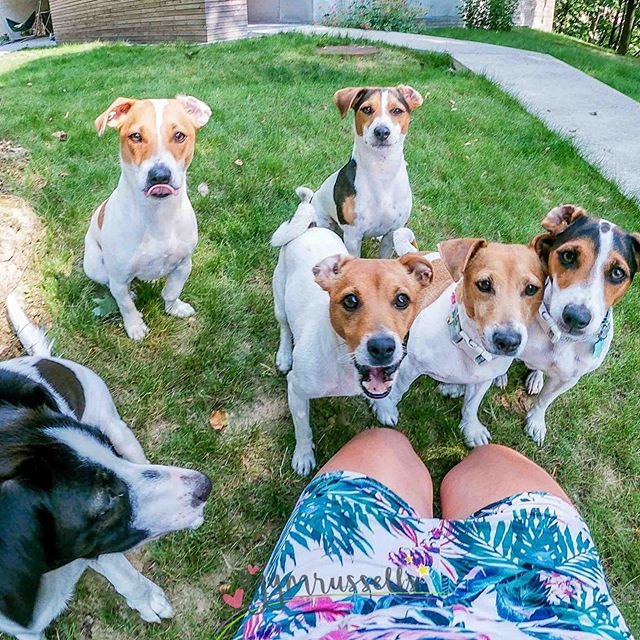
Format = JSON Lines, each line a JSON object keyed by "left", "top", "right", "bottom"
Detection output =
{"left": 393, "top": 227, "right": 419, "bottom": 256}
{"left": 270, "top": 187, "right": 316, "bottom": 248}
{"left": 5, "top": 293, "right": 53, "bottom": 357}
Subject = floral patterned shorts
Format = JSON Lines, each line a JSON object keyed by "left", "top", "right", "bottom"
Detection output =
{"left": 235, "top": 471, "right": 633, "bottom": 639}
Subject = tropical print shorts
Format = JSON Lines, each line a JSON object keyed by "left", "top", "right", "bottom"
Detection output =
{"left": 235, "top": 471, "right": 633, "bottom": 640}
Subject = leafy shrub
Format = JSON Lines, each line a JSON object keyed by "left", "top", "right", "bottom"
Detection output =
{"left": 459, "top": 0, "right": 518, "bottom": 31}
{"left": 323, "top": 0, "right": 425, "bottom": 32}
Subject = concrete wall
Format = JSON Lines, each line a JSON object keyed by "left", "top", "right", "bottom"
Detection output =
{"left": 49, "top": 0, "right": 247, "bottom": 44}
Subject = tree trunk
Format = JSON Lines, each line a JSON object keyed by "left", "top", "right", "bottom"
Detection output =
{"left": 617, "top": 0, "right": 638, "bottom": 55}
{"left": 607, "top": 2, "right": 624, "bottom": 48}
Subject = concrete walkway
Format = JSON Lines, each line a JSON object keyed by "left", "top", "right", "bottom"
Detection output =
{"left": 250, "top": 24, "right": 640, "bottom": 203}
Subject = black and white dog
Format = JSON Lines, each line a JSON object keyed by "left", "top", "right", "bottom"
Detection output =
{"left": 1, "top": 295, "right": 212, "bottom": 640}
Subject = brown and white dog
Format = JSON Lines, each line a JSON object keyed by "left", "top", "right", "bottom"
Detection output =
{"left": 272, "top": 192, "right": 433, "bottom": 475}
{"left": 374, "top": 229, "right": 544, "bottom": 447}
{"left": 516, "top": 205, "right": 640, "bottom": 444}
{"left": 84, "top": 95, "right": 211, "bottom": 340}
{"left": 289, "top": 85, "right": 423, "bottom": 258}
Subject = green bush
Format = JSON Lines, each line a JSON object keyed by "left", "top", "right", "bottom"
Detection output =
{"left": 323, "top": 0, "right": 425, "bottom": 32}
{"left": 459, "top": 0, "right": 518, "bottom": 31}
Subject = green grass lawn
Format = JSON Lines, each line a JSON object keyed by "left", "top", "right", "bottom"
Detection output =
{"left": 1, "top": 33, "right": 640, "bottom": 638}
{"left": 422, "top": 26, "right": 640, "bottom": 103}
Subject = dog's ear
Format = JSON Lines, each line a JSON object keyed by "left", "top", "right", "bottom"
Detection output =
{"left": 630, "top": 233, "right": 640, "bottom": 277}
{"left": 176, "top": 95, "right": 212, "bottom": 129}
{"left": 530, "top": 232, "right": 554, "bottom": 268}
{"left": 95, "top": 97, "right": 137, "bottom": 136}
{"left": 396, "top": 85, "right": 423, "bottom": 111}
{"left": 333, "top": 87, "right": 367, "bottom": 118}
{"left": 399, "top": 254, "right": 433, "bottom": 286}
{"left": 541, "top": 204, "right": 585, "bottom": 234}
{"left": 438, "top": 238, "right": 487, "bottom": 282}
{"left": 313, "top": 254, "right": 354, "bottom": 291}
{"left": 0, "top": 484, "right": 48, "bottom": 628}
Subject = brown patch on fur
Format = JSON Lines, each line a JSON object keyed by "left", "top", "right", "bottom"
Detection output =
{"left": 95, "top": 97, "right": 137, "bottom": 136}
{"left": 35, "top": 359, "right": 86, "bottom": 419}
{"left": 161, "top": 100, "right": 198, "bottom": 169}
{"left": 387, "top": 91, "right": 411, "bottom": 134}
{"left": 439, "top": 238, "right": 487, "bottom": 282}
{"left": 541, "top": 204, "right": 585, "bottom": 234}
{"left": 458, "top": 243, "right": 544, "bottom": 333}
{"left": 96, "top": 200, "right": 107, "bottom": 230}
{"left": 354, "top": 91, "right": 382, "bottom": 137}
{"left": 314, "top": 254, "right": 433, "bottom": 352}
{"left": 340, "top": 194, "right": 357, "bottom": 225}
{"left": 116, "top": 100, "right": 159, "bottom": 165}
{"left": 548, "top": 237, "right": 597, "bottom": 291}
{"left": 396, "top": 85, "right": 423, "bottom": 111}
{"left": 334, "top": 87, "right": 367, "bottom": 118}
{"left": 415, "top": 257, "right": 454, "bottom": 310}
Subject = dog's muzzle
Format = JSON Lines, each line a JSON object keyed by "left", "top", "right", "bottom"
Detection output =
{"left": 355, "top": 360, "right": 402, "bottom": 399}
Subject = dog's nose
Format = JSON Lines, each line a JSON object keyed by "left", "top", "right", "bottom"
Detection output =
{"left": 492, "top": 329, "right": 522, "bottom": 355}
{"left": 147, "top": 163, "right": 172, "bottom": 185}
{"left": 367, "top": 335, "right": 396, "bottom": 365}
{"left": 373, "top": 125, "right": 391, "bottom": 141}
{"left": 562, "top": 304, "right": 591, "bottom": 331}
{"left": 185, "top": 472, "right": 212, "bottom": 505}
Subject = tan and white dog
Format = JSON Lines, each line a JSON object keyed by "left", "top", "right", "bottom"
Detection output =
{"left": 290, "top": 85, "right": 423, "bottom": 258}
{"left": 516, "top": 205, "right": 640, "bottom": 444}
{"left": 84, "top": 95, "right": 211, "bottom": 340}
{"left": 373, "top": 230, "right": 544, "bottom": 447}
{"left": 272, "top": 191, "right": 433, "bottom": 475}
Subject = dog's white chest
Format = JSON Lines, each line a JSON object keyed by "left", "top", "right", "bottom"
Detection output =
{"left": 354, "top": 171, "right": 411, "bottom": 237}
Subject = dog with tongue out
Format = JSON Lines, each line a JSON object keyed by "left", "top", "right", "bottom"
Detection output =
{"left": 83, "top": 95, "right": 211, "bottom": 340}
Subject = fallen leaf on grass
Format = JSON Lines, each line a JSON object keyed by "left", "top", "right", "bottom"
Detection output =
{"left": 209, "top": 409, "right": 228, "bottom": 430}
{"left": 197, "top": 182, "right": 209, "bottom": 196}
{"left": 233, "top": 158, "right": 244, "bottom": 167}
{"left": 52, "top": 130, "right": 68, "bottom": 141}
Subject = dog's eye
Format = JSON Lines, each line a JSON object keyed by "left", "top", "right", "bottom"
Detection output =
{"left": 391, "top": 107, "right": 404, "bottom": 115}
{"left": 361, "top": 106, "right": 373, "bottom": 115}
{"left": 476, "top": 279, "right": 492, "bottom": 293}
{"left": 394, "top": 293, "right": 410, "bottom": 309}
{"left": 128, "top": 132, "right": 143, "bottom": 143}
{"left": 610, "top": 266, "right": 627, "bottom": 282}
{"left": 341, "top": 294, "right": 359, "bottom": 310}
{"left": 174, "top": 131, "right": 186, "bottom": 143}
{"left": 559, "top": 249, "right": 577, "bottom": 266}
{"left": 524, "top": 284, "right": 540, "bottom": 297}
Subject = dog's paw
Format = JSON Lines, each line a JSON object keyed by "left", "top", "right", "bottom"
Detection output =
{"left": 165, "top": 299, "right": 196, "bottom": 318}
{"left": 125, "top": 317, "right": 150, "bottom": 341}
{"left": 461, "top": 420, "right": 492, "bottom": 448}
{"left": 493, "top": 374, "right": 508, "bottom": 389}
{"left": 372, "top": 398, "right": 399, "bottom": 427}
{"left": 438, "top": 383, "right": 466, "bottom": 398}
{"left": 275, "top": 348, "right": 293, "bottom": 374}
{"left": 525, "top": 370, "right": 544, "bottom": 395}
{"left": 526, "top": 411, "right": 547, "bottom": 445}
{"left": 292, "top": 446, "right": 316, "bottom": 477}
{"left": 128, "top": 578, "right": 174, "bottom": 623}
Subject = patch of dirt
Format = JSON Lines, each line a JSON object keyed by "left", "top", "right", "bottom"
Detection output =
{"left": 145, "top": 417, "right": 180, "bottom": 449}
{"left": 318, "top": 45, "right": 381, "bottom": 56}
{"left": 0, "top": 193, "right": 44, "bottom": 358}
{"left": 228, "top": 393, "right": 288, "bottom": 431}
{"left": 169, "top": 582, "right": 213, "bottom": 621}
{"left": 0, "top": 139, "right": 28, "bottom": 192}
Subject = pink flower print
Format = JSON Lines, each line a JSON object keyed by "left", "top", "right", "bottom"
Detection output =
{"left": 243, "top": 612, "right": 278, "bottom": 640}
{"left": 539, "top": 571, "right": 582, "bottom": 605}
{"left": 288, "top": 596, "right": 353, "bottom": 623}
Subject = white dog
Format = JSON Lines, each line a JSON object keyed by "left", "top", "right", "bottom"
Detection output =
{"left": 272, "top": 191, "right": 433, "bottom": 475}
{"left": 84, "top": 95, "right": 211, "bottom": 340}
{"left": 374, "top": 229, "right": 544, "bottom": 446}
{"left": 298, "top": 85, "right": 423, "bottom": 258}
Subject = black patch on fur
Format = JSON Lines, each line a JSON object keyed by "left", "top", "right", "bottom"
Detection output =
{"left": 0, "top": 405, "right": 146, "bottom": 628}
{"left": 390, "top": 88, "right": 410, "bottom": 111}
{"left": 35, "top": 359, "right": 86, "bottom": 419}
{"left": 351, "top": 88, "right": 378, "bottom": 112}
{"left": 551, "top": 215, "right": 602, "bottom": 252}
{"left": 613, "top": 228, "right": 639, "bottom": 276}
{"left": 333, "top": 158, "right": 357, "bottom": 225}
{"left": 0, "top": 369, "right": 59, "bottom": 413}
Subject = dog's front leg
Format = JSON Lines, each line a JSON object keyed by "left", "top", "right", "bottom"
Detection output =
{"left": 90, "top": 554, "right": 174, "bottom": 623}
{"left": 460, "top": 380, "right": 493, "bottom": 447}
{"left": 163, "top": 257, "right": 195, "bottom": 318}
{"left": 288, "top": 375, "right": 315, "bottom": 476}
{"left": 342, "top": 227, "right": 363, "bottom": 257}
{"left": 526, "top": 375, "right": 580, "bottom": 445}
{"left": 109, "top": 279, "right": 149, "bottom": 341}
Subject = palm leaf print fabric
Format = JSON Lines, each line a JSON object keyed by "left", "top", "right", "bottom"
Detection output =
{"left": 235, "top": 471, "right": 632, "bottom": 640}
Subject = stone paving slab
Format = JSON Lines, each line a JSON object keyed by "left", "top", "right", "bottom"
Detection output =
{"left": 250, "top": 24, "right": 640, "bottom": 203}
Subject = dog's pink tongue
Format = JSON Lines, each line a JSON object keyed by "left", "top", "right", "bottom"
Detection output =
{"left": 146, "top": 184, "right": 177, "bottom": 197}
{"left": 362, "top": 367, "right": 390, "bottom": 396}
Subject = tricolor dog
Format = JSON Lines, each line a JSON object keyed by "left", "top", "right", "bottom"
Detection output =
{"left": 84, "top": 95, "right": 211, "bottom": 340}
{"left": 0, "top": 295, "right": 212, "bottom": 640}
{"left": 517, "top": 205, "right": 640, "bottom": 444}
{"left": 301, "top": 85, "right": 423, "bottom": 257}
{"left": 272, "top": 191, "right": 433, "bottom": 475}
{"left": 374, "top": 230, "right": 544, "bottom": 447}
